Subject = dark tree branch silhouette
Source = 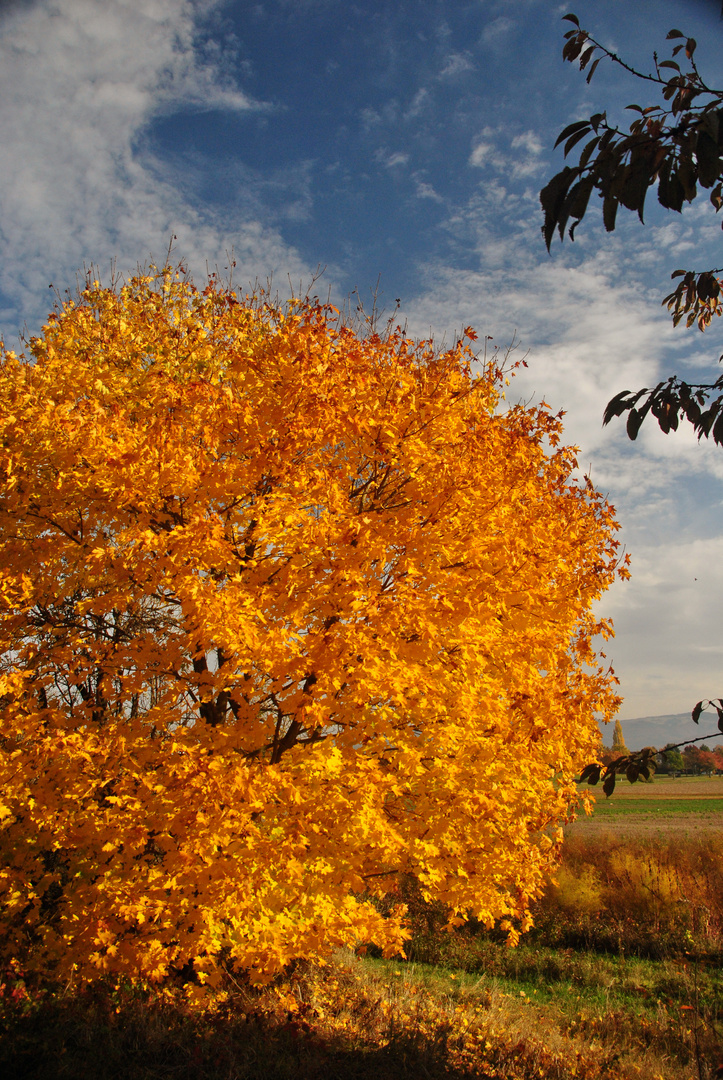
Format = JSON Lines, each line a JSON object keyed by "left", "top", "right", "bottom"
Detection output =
{"left": 542, "top": 13, "right": 723, "bottom": 443}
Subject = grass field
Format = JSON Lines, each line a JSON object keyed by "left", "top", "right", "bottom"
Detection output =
{"left": 591, "top": 799, "right": 723, "bottom": 815}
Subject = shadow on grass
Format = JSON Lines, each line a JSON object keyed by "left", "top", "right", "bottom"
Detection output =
{"left": 0, "top": 990, "right": 484, "bottom": 1080}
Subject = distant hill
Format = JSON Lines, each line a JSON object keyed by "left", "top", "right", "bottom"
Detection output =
{"left": 600, "top": 712, "right": 722, "bottom": 752}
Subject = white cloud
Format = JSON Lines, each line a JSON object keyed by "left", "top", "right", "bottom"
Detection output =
{"left": 482, "top": 16, "right": 513, "bottom": 43}
{"left": 438, "top": 52, "right": 474, "bottom": 79}
{"left": 469, "top": 141, "right": 495, "bottom": 168}
{"left": 405, "top": 87, "right": 430, "bottom": 120}
{"left": 0, "top": 0, "right": 313, "bottom": 335}
{"left": 376, "top": 149, "right": 410, "bottom": 169}
{"left": 509, "top": 130, "right": 545, "bottom": 179}
{"left": 413, "top": 177, "right": 444, "bottom": 203}
{"left": 510, "top": 131, "right": 542, "bottom": 156}
{"left": 469, "top": 127, "right": 545, "bottom": 178}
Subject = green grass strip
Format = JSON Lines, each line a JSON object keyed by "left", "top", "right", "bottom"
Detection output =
{"left": 592, "top": 798, "right": 723, "bottom": 816}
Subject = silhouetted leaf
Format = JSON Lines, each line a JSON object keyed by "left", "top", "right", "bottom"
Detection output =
{"left": 603, "top": 389, "right": 634, "bottom": 425}
{"left": 563, "top": 36, "right": 586, "bottom": 64}
{"left": 696, "top": 130, "right": 721, "bottom": 188}
{"left": 579, "top": 45, "right": 596, "bottom": 71}
{"left": 619, "top": 159, "right": 654, "bottom": 219}
{"left": 565, "top": 126, "right": 594, "bottom": 156}
{"left": 658, "top": 164, "right": 685, "bottom": 212}
{"left": 554, "top": 120, "right": 592, "bottom": 150}
{"left": 678, "top": 156, "right": 698, "bottom": 202}
{"left": 680, "top": 387, "right": 702, "bottom": 427}
{"left": 565, "top": 177, "right": 595, "bottom": 229}
{"left": 540, "top": 166, "right": 580, "bottom": 248}
{"left": 713, "top": 409, "right": 723, "bottom": 445}
{"left": 698, "top": 399, "right": 722, "bottom": 439}
{"left": 579, "top": 135, "right": 601, "bottom": 170}
{"left": 579, "top": 763, "right": 601, "bottom": 784}
{"left": 692, "top": 700, "right": 705, "bottom": 723}
{"left": 602, "top": 194, "right": 618, "bottom": 232}
{"left": 652, "top": 390, "right": 679, "bottom": 434}
{"left": 586, "top": 57, "right": 602, "bottom": 84}
{"left": 603, "top": 773, "right": 616, "bottom": 797}
{"left": 626, "top": 407, "right": 644, "bottom": 440}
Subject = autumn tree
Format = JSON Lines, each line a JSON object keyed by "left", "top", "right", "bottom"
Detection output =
{"left": 682, "top": 744, "right": 707, "bottom": 773}
{"left": 541, "top": 13, "right": 723, "bottom": 442}
{"left": 0, "top": 267, "right": 625, "bottom": 990}
{"left": 611, "top": 717, "right": 629, "bottom": 755}
{"left": 697, "top": 746, "right": 718, "bottom": 773}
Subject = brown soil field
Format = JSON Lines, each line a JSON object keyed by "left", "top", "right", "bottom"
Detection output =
{"left": 592, "top": 774, "right": 723, "bottom": 799}
{"left": 566, "top": 813, "right": 723, "bottom": 837}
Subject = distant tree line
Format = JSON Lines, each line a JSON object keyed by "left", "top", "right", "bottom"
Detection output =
{"left": 590, "top": 717, "right": 723, "bottom": 793}
{"left": 657, "top": 742, "right": 723, "bottom": 775}
{"left": 598, "top": 734, "right": 723, "bottom": 774}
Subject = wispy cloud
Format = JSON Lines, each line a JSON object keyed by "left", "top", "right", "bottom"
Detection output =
{"left": 438, "top": 52, "right": 474, "bottom": 79}
{"left": 482, "top": 16, "right": 514, "bottom": 43}
{"left": 375, "top": 149, "right": 410, "bottom": 170}
{"left": 405, "top": 87, "right": 431, "bottom": 120}
{"left": 469, "top": 140, "right": 501, "bottom": 169}
{"left": 0, "top": 0, "right": 312, "bottom": 335}
{"left": 469, "top": 127, "right": 545, "bottom": 178}
{"left": 413, "top": 177, "right": 444, "bottom": 203}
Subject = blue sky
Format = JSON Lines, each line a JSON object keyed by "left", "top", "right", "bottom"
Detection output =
{"left": 2, "top": 0, "right": 723, "bottom": 728}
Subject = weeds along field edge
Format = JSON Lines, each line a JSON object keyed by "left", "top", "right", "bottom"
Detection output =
{"left": 386, "top": 830, "right": 723, "bottom": 962}
{"left": 536, "top": 828, "right": 723, "bottom": 959}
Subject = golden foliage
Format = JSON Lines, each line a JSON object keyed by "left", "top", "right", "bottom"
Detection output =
{"left": 0, "top": 267, "right": 626, "bottom": 984}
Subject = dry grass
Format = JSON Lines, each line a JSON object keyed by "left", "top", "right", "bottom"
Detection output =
{"left": 3, "top": 950, "right": 714, "bottom": 1080}
{"left": 537, "top": 831, "right": 723, "bottom": 957}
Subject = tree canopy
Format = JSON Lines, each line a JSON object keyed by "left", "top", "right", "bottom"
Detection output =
{"left": 0, "top": 267, "right": 625, "bottom": 990}
{"left": 541, "top": 12, "right": 723, "bottom": 443}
